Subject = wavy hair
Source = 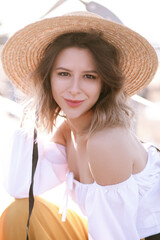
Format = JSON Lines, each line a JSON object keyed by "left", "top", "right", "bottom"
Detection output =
{"left": 31, "top": 31, "right": 134, "bottom": 133}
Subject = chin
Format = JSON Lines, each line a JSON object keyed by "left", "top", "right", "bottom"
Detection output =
{"left": 66, "top": 114, "right": 82, "bottom": 120}
{"left": 63, "top": 107, "right": 92, "bottom": 120}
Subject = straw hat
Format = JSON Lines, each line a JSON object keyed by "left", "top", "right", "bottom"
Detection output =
{"left": 1, "top": 11, "right": 158, "bottom": 96}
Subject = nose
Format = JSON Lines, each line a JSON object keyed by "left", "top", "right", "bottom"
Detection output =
{"left": 68, "top": 77, "right": 81, "bottom": 95}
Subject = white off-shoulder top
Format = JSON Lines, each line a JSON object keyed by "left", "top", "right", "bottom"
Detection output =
{"left": 5, "top": 129, "right": 160, "bottom": 240}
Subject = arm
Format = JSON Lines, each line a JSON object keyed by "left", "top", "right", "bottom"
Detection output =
{"left": 86, "top": 128, "right": 140, "bottom": 239}
{"left": 85, "top": 177, "right": 140, "bottom": 240}
{"left": 5, "top": 125, "right": 68, "bottom": 198}
{"left": 86, "top": 127, "right": 133, "bottom": 185}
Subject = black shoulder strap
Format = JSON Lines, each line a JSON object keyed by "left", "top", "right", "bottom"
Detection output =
{"left": 140, "top": 140, "right": 160, "bottom": 152}
{"left": 26, "top": 128, "right": 38, "bottom": 240}
{"left": 155, "top": 146, "right": 160, "bottom": 152}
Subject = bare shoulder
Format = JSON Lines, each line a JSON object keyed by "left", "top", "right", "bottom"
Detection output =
{"left": 87, "top": 127, "right": 132, "bottom": 156}
{"left": 51, "top": 121, "right": 69, "bottom": 146}
{"left": 86, "top": 127, "right": 133, "bottom": 185}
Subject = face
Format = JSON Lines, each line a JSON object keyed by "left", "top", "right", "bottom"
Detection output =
{"left": 50, "top": 47, "right": 102, "bottom": 120}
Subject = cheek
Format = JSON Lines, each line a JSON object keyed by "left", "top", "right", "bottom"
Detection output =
{"left": 50, "top": 77, "right": 60, "bottom": 97}
{"left": 50, "top": 81, "right": 56, "bottom": 98}
{"left": 88, "top": 87, "right": 101, "bottom": 107}
{"left": 50, "top": 83, "right": 61, "bottom": 107}
{"left": 92, "top": 82, "right": 102, "bottom": 98}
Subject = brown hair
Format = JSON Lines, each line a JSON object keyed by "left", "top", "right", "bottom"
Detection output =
{"left": 31, "top": 31, "right": 134, "bottom": 133}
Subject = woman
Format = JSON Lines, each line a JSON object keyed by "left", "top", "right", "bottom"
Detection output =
{"left": 0, "top": 12, "right": 160, "bottom": 240}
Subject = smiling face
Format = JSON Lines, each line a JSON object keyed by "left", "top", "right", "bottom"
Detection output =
{"left": 50, "top": 47, "right": 102, "bottom": 120}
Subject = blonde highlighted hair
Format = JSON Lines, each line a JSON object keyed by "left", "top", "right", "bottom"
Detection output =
{"left": 29, "top": 31, "right": 134, "bottom": 134}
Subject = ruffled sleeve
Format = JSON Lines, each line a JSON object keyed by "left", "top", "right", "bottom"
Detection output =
{"left": 79, "top": 145, "right": 160, "bottom": 240}
{"left": 74, "top": 176, "right": 140, "bottom": 240}
{"left": 4, "top": 129, "right": 68, "bottom": 198}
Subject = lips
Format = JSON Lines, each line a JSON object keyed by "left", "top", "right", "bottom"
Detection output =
{"left": 64, "top": 98, "right": 84, "bottom": 107}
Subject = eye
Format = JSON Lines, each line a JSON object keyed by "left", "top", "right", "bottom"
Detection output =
{"left": 84, "top": 74, "right": 96, "bottom": 79}
{"left": 58, "top": 72, "right": 70, "bottom": 77}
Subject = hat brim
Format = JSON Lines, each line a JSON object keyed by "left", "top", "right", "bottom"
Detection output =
{"left": 1, "top": 13, "right": 158, "bottom": 96}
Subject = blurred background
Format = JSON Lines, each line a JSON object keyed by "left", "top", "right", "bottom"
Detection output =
{"left": 0, "top": 0, "right": 160, "bottom": 215}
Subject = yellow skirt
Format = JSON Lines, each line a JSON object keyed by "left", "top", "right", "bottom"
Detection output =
{"left": 0, "top": 197, "right": 149, "bottom": 240}
{"left": 0, "top": 197, "right": 88, "bottom": 240}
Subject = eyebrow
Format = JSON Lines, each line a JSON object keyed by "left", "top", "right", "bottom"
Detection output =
{"left": 55, "top": 67, "right": 98, "bottom": 73}
{"left": 55, "top": 67, "right": 71, "bottom": 71}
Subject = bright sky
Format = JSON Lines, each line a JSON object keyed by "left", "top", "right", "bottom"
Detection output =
{"left": 0, "top": 0, "right": 160, "bottom": 45}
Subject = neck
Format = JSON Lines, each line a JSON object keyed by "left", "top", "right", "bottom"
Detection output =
{"left": 66, "top": 111, "right": 92, "bottom": 135}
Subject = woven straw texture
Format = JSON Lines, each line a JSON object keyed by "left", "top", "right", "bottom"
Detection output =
{"left": 1, "top": 12, "right": 158, "bottom": 96}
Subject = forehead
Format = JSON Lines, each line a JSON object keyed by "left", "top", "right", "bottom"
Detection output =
{"left": 53, "top": 47, "right": 96, "bottom": 68}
